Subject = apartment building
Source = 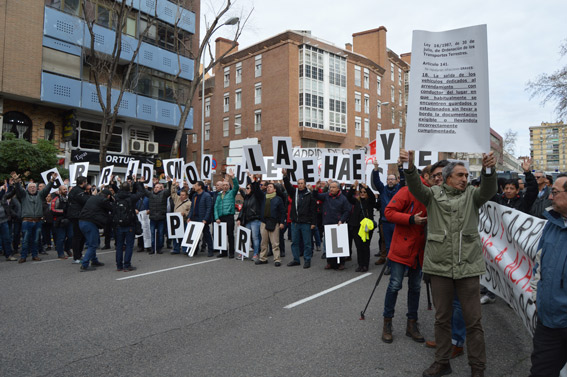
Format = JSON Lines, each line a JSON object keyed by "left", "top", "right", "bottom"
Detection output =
{"left": 0, "top": 0, "right": 198, "bottom": 174}
{"left": 530, "top": 121, "right": 567, "bottom": 172}
{"left": 189, "top": 27, "right": 410, "bottom": 170}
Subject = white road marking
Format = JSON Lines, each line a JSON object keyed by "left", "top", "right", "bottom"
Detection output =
{"left": 284, "top": 272, "right": 373, "bottom": 309}
{"left": 116, "top": 259, "right": 221, "bottom": 280}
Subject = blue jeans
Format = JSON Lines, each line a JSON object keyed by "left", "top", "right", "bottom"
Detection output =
{"left": 79, "top": 221, "right": 100, "bottom": 268}
{"left": 55, "top": 222, "right": 73, "bottom": 257}
{"left": 115, "top": 226, "right": 135, "bottom": 269}
{"left": 21, "top": 221, "right": 42, "bottom": 259}
{"left": 312, "top": 226, "right": 321, "bottom": 248}
{"left": 383, "top": 260, "right": 422, "bottom": 319}
{"left": 0, "top": 221, "right": 13, "bottom": 258}
{"left": 452, "top": 296, "right": 466, "bottom": 347}
{"left": 245, "top": 220, "right": 261, "bottom": 256}
{"left": 150, "top": 219, "right": 165, "bottom": 252}
{"left": 291, "top": 222, "right": 312, "bottom": 262}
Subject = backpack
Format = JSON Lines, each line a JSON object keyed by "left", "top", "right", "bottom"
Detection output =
{"left": 113, "top": 197, "right": 133, "bottom": 227}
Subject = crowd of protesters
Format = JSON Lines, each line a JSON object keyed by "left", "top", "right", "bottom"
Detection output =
{"left": 0, "top": 153, "right": 562, "bottom": 376}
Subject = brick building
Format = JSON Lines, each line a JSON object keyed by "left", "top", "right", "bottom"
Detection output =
{"left": 530, "top": 121, "right": 567, "bottom": 172}
{"left": 0, "top": 0, "right": 198, "bottom": 177}
{"left": 189, "top": 27, "right": 410, "bottom": 170}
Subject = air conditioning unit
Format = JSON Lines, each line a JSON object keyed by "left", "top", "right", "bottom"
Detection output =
{"left": 145, "top": 141, "right": 159, "bottom": 155}
{"left": 129, "top": 139, "right": 145, "bottom": 154}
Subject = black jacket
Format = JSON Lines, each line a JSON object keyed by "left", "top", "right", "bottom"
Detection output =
{"left": 79, "top": 194, "right": 113, "bottom": 228}
{"left": 283, "top": 175, "right": 316, "bottom": 225}
{"left": 67, "top": 185, "right": 90, "bottom": 219}
{"left": 145, "top": 183, "right": 171, "bottom": 221}
{"left": 113, "top": 186, "right": 144, "bottom": 227}
{"left": 346, "top": 186, "right": 376, "bottom": 227}
{"left": 492, "top": 171, "right": 538, "bottom": 214}
{"left": 238, "top": 190, "right": 261, "bottom": 226}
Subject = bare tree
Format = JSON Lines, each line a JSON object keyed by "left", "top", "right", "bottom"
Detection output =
{"left": 81, "top": 0, "right": 154, "bottom": 168}
{"left": 504, "top": 128, "right": 518, "bottom": 156}
{"left": 527, "top": 39, "right": 567, "bottom": 120}
{"left": 169, "top": 0, "right": 252, "bottom": 158}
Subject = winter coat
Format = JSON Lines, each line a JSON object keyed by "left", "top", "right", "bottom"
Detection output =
{"left": 532, "top": 208, "right": 567, "bottom": 328}
{"left": 530, "top": 185, "right": 552, "bottom": 219}
{"left": 384, "top": 179, "right": 428, "bottom": 269}
{"left": 67, "top": 185, "right": 90, "bottom": 219}
{"left": 15, "top": 181, "right": 53, "bottom": 218}
{"left": 79, "top": 194, "right": 113, "bottom": 229}
{"left": 170, "top": 186, "right": 191, "bottom": 222}
{"left": 146, "top": 183, "right": 171, "bottom": 221}
{"left": 372, "top": 167, "right": 405, "bottom": 221}
{"left": 237, "top": 182, "right": 261, "bottom": 226}
{"left": 252, "top": 183, "right": 286, "bottom": 224}
{"left": 214, "top": 177, "right": 239, "bottom": 220}
{"left": 188, "top": 191, "right": 212, "bottom": 223}
{"left": 113, "top": 186, "right": 145, "bottom": 227}
{"left": 405, "top": 166, "right": 497, "bottom": 279}
{"left": 283, "top": 176, "right": 317, "bottom": 225}
{"left": 346, "top": 186, "right": 376, "bottom": 229}
{"left": 492, "top": 170, "right": 538, "bottom": 214}
{"left": 313, "top": 190, "right": 351, "bottom": 225}
{"left": 51, "top": 193, "right": 69, "bottom": 222}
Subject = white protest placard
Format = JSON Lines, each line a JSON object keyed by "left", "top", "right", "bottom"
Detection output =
{"left": 321, "top": 154, "right": 340, "bottom": 181}
{"left": 166, "top": 213, "right": 185, "bottom": 240}
{"left": 140, "top": 163, "right": 154, "bottom": 188}
{"left": 335, "top": 156, "right": 351, "bottom": 183}
{"left": 163, "top": 158, "right": 184, "bottom": 180}
{"left": 213, "top": 222, "right": 228, "bottom": 251}
{"left": 364, "top": 164, "right": 387, "bottom": 194}
{"left": 299, "top": 157, "right": 318, "bottom": 184}
{"left": 262, "top": 157, "right": 283, "bottom": 181}
{"left": 69, "top": 162, "right": 89, "bottom": 187}
{"left": 125, "top": 160, "right": 140, "bottom": 180}
{"left": 184, "top": 162, "right": 199, "bottom": 188}
{"left": 99, "top": 166, "right": 114, "bottom": 187}
{"left": 136, "top": 211, "right": 151, "bottom": 248}
{"left": 235, "top": 162, "right": 248, "bottom": 186}
{"left": 243, "top": 145, "right": 266, "bottom": 174}
{"left": 416, "top": 151, "right": 439, "bottom": 170}
{"left": 273, "top": 137, "right": 293, "bottom": 169}
{"left": 376, "top": 129, "right": 400, "bottom": 164}
{"left": 287, "top": 158, "right": 304, "bottom": 184}
{"left": 351, "top": 150, "right": 366, "bottom": 182}
{"left": 324, "top": 224, "right": 350, "bottom": 263}
{"left": 405, "top": 24, "right": 490, "bottom": 153}
{"left": 235, "top": 226, "right": 251, "bottom": 258}
{"left": 181, "top": 221, "right": 205, "bottom": 257}
{"left": 201, "top": 154, "right": 213, "bottom": 181}
{"left": 40, "top": 168, "right": 64, "bottom": 193}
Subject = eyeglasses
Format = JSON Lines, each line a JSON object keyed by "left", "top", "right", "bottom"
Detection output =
{"left": 551, "top": 189, "right": 566, "bottom": 196}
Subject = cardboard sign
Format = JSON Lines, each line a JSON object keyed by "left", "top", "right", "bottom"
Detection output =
{"left": 181, "top": 221, "right": 205, "bottom": 257}
{"left": 243, "top": 145, "right": 266, "bottom": 174}
{"left": 273, "top": 137, "right": 293, "bottom": 169}
{"left": 324, "top": 224, "right": 350, "bottom": 261}
{"left": 213, "top": 222, "right": 228, "bottom": 251}
{"left": 166, "top": 213, "right": 185, "bottom": 240}
{"left": 126, "top": 160, "right": 140, "bottom": 180}
{"left": 235, "top": 162, "right": 247, "bottom": 186}
{"left": 287, "top": 159, "right": 303, "bottom": 184}
{"left": 163, "top": 158, "right": 184, "bottom": 180}
{"left": 235, "top": 226, "right": 251, "bottom": 258}
{"left": 300, "top": 157, "right": 318, "bottom": 184}
{"left": 262, "top": 157, "right": 283, "bottom": 181}
{"left": 141, "top": 163, "right": 154, "bottom": 188}
{"left": 351, "top": 150, "right": 366, "bottom": 182}
{"left": 335, "top": 156, "right": 351, "bottom": 183}
{"left": 184, "top": 162, "right": 199, "bottom": 187}
{"left": 376, "top": 129, "right": 400, "bottom": 164}
{"left": 99, "top": 166, "right": 114, "bottom": 187}
{"left": 201, "top": 154, "right": 213, "bottom": 181}
{"left": 416, "top": 151, "right": 438, "bottom": 170}
{"left": 321, "top": 154, "right": 340, "bottom": 181}
{"left": 69, "top": 162, "right": 89, "bottom": 187}
{"left": 40, "top": 168, "right": 64, "bottom": 193}
{"left": 365, "top": 164, "right": 386, "bottom": 194}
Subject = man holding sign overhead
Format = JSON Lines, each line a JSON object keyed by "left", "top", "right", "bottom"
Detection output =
{"left": 214, "top": 170, "right": 239, "bottom": 258}
{"left": 401, "top": 149, "right": 496, "bottom": 377}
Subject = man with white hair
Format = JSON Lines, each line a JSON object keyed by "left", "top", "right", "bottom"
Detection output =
{"left": 11, "top": 171, "right": 56, "bottom": 263}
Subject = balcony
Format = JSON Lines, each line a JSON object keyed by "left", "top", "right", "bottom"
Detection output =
{"left": 41, "top": 72, "right": 192, "bottom": 130}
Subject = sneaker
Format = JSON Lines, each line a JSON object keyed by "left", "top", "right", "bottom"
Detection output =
{"left": 72, "top": 259, "right": 82, "bottom": 264}
{"left": 480, "top": 294, "right": 495, "bottom": 305}
{"left": 235, "top": 255, "right": 246, "bottom": 261}
{"left": 80, "top": 265, "right": 97, "bottom": 272}
{"left": 287, "top": 260, "right": 300, "bottom": 267}
{"left": 6, "top": 256, "right": 18, "bottom": 261}
{"left": 91, "top": 261, "right": 105, "bottom": 267}
{"left": 252, "top": 255, "right": 259, "bottom": 261}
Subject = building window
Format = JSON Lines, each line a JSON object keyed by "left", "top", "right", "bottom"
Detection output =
{"left": 255, "top": 83, "right": 262, "bottom": 104}
{"left": 2, "top": 111, "right": 32, "bottom": 141}
{"left": 205, "top": 97, "right": 210, "bottom": 117}
{"left": 390, "top": 62, "right": 395, "bottom": 81}
{"left": 363, "top": 68, "right": 369, "bottom": 89}
{"left": 192, "top": 151, "right": 197, "bottom": 161}
{"left": 42, "top": 47, "right": 81, "bottom": 79}
{"left": 223, "top": 93, "right": 229, "bottom": 112}
{"left": 223, "top": 117, "right": 229, "bottom": 137}
{"left": 364, "top": 118, "right": 369, "bottom": 138}
{"left": 364, "top": 94, "right": 370, "bottom": 114}
{"left": 235, "top": 89, "right": 242, "bottom": 110}
{"left": 236, "top": 62, "right": 242, "bottom": 84}
{"left": 235, "top": 115, "right": 242, "bottom": 135}
{"left": 255, "top": 54, "right": 262, "bottom": 77}
{"left": 301, "top": 139, "right": 318, "bottom": 148}
{"left": 391, "top": 107, "right": 395, "bottom": 124}
{"left": 377, "top": 123, "right": 382, "bottom": 131}
{"left": 377, "top": 100, "right": 382, "bottom": 119}
{"left": 224, "top": 67, "right": 230, "bottom": 88}
{"left": 71, "top": 120, "right": 122, "bottom": 152}
{"left": 254, "top": 111, "right": 261, "bottom": 131}
{"left": 399, "top": 90, "right": 403, "bottom": 106}
{"left": 377, "top": 76, "right": 382, "bottom": 95}
{"left": 391, "top": 85, "right": 395, "bottom": 103}
{"left": 47, "top": 0, "right": 80, "bottom": 16}
{"left": 398, "top": 68, "right": 402, "bottom": 86}
{"left": 355, "top": 116, "right": 361, "bottom": 137}
{"left": 355, "top": 92, "right": 361, "bottom": 112}
{"left": 192, "top": 134, "right": 197, "bottom": 143}
{"left": 354, "top": 65, "right": 361, "bottom": 87}
{"left": 205, "top": 122, "right": 210, "bottom": 141}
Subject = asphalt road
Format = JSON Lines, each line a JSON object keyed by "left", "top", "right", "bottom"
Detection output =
{"left": 0, "top": 237, "right": 532, "bottom": 377}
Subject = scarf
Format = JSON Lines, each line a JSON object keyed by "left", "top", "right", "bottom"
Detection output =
{"left": 265, "top": 192, "right": 276, "bottom": 218}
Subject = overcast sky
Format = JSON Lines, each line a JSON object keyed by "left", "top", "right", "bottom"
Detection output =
{"left": 204, "top": 0, "right": 567, "bottom": 158}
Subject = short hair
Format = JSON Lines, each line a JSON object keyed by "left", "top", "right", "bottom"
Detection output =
{"left": 421, "top": 165, "right": 432, "bottom": 178}
{"left": 195, "top": 181, "right": 205, "bottom": 189}
{"left": 266, "top": 182, "right": 276, "bottom": 190}
{"left": 546, "top": 175, "right": 553, "bottom": 184}
{"left": 121, "top": 182, "right": 130, "bottom": 191}
{"left": 504, "top": 179, "right": 519, "bottom": 190}
{"left": 297, "top": 178, "right": 306, "bottom": 184}
{"left": 557, "top": 173, "right": 567, "bottom": 191}
{"left": 330, "top": 180, "right": 340, "bottom": 188}
{"left": 76, "top": 176, "right": 88, "bottom": 186}
{"left": 442, "top": 162, "right": 466, "bottom": 182}
{"left": 431, "top": 159, "right": 450, "bottom": 172}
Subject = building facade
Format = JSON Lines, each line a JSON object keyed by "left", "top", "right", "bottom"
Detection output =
{"left": 0, "top": 0, "right": 198, "bottom": 176}
{"left": 189, "top": 28, "right": 409, "bottom": 171}
{"left": 530, "top": 121, "right": 567, "bottom": 172}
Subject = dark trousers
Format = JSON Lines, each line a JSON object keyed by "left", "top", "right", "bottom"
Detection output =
{"left": 353, "top": 231, "right": 372, "bottom": 268}
{"left": 530, "top": 320, "right": 567, "bottom": 377}
{"left": 11, "top": 220, "right": 21, "bottom": 251}
{"left": 42, "top": 222, "right": 54, "bottom": 247}
{"left": 430, "top": 275, "right": 485, "bottom": 370}
{"left": 71, "top": 218, "right": 85, "bottom": 260}
{"left": 218, "top": 215, "right": 235, "bottom": 257}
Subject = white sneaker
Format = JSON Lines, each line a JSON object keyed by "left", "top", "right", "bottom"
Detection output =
{"left": 72, "top": 259, "right": 81, "bottom": 264}
{"left": 480, "top": 294, "right": 495, "bottom": 305}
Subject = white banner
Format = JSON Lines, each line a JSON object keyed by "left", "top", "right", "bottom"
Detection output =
{"left": 136, "top": 211, "right": 151, "bottom": 248}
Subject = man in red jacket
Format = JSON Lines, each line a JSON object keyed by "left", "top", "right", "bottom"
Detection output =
{"left": 380, "top": 163, "right": 444, "bottom": 344}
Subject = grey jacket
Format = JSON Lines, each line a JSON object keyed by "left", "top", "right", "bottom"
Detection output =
{"left": 15, "top": 182, "right": 53, "bottom": 219}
